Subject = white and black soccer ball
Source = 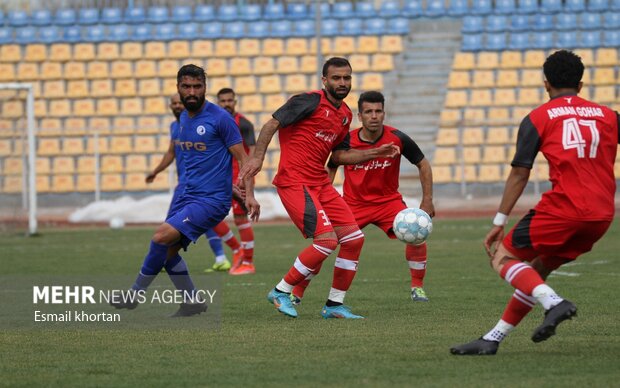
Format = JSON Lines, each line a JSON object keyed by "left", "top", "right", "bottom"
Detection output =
{"left": 392, "top": 208, "right": 433, "bottom": 245}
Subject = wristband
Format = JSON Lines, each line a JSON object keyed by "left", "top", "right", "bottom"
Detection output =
{"left": 492, "top": 212, "right": 508, "bottom": 226}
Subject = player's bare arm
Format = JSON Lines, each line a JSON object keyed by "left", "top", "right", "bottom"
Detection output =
{"left": 330, "top": 142, "right": 400, "bottom": 165}
{"left": 230, "top": 143, "right": 260, "bottom": 222}
{"left": 484, "top": 166, "right": 530, "bottom": 258}
{"left": 326, "top": 164, "right": 339, "bottom": 183}
{"left": 238, "top": 118, "right": 280, "bottom": 181}
{"left": 146, "top": 140, "right": 175, "bottom": 183}
{"left": 416, "top": 158, "right": 435, "bottom": 218}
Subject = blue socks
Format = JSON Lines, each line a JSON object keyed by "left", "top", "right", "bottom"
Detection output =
{"left": 132, "top": 241, "right": 168, "bottom": 291}
{"left": 165, "top": 254, "right": 197, "bottom": 300}
{"left": 206, "top": 228, "right": 225, "bottom": 258}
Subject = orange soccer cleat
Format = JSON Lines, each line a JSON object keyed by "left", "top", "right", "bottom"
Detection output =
{"left": 230, "top": 248, "right": 244, "bottom": 270}
{"left": 229, "top": 262, "right": 255, "bottom": 275}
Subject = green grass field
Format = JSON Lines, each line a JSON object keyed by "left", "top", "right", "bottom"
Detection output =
{"left": 1, "top": 218, "right": 619, "bottom": 387}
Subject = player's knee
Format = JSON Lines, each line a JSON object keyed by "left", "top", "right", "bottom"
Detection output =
{"left": 152, "top": 224, "right": 179, "bottom": 245}
{"left": 340, "top": 232, "right": 365, "bottom": 252}
{"left": 313, "top": 235, "right": 339, "bottom": 252}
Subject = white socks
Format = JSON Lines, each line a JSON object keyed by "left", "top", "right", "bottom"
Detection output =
{"left": 483, "top": 319, "right": 514, "bottom": 343}
{"left": 532, "top": 284, "right": 564, "bottom": 310}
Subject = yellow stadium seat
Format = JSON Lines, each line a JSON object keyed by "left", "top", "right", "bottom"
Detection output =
{"left": 125, "top": 155, "right": 149, "bottom": 172}
{"left": 62, "top": 137, "right": 85, "bottom": 155}
{"left": 265, "top": 94, "right": 286, "bottom": 112}
{"left": 86, "top": 137, "right": 109, "bottom": 154}
{"left": 445, "top": 90, "right": 468, "bottom": 108}
{"left": 40, "top": 62, "right": 62, "bottom": 80}
{"left": 191, "top": 40, "right": 213, "bottom": 58}
{"left": 0, "top": 64, "right": 15, "bottom": 81}
{"left": 531, "top": 161, "right": 549, "bottom": 182}
{"left": 454, "top": 165, "right": 478, "bottom": 182}
{"left": 436, "top": 128, "right": 459, "bottom": 146}
{"left": 109, "top": 136, "right": 133, "bottom": 154}
{"left": 66, "top": 80, "right": 88, "bottom": 97}
{"left": 17, "top": 63, "right": 38, "bottom": 81}
{"left": 230, "top": 57, "right": 251, "bottom": 76}
{"left": 76, "top": 174, "right": 96, "bottom": 192}
{"left": 517, "top": 87, "right": 542, "bottom": 106}
{"left": 87, "top": 61, "right": 109, "bottom": 79}
{"left": 52, "top": 156, "right": 75, "bottom": 174}
{"left": 147, "top": 168, "right": 170, "bottom": 190}
{"left": 472, "top": 70, "right": 495, "bottom": 88}
{"left": 3, "top": 157, "right": 22, "bottom": 174}
{"left": 523, "top": 50, "right": 546, "bottom": 68}
{"left": 434, "top": 148, "right": 456, "bottom": 165}
{"left": 134, "top": 135, "right": 157, "bottom": 153}
{"left": 520, "top": 69, "right": 542, "bottom": 87}
{"left": 205, "top": 58, "right": 227, "bottom": 77}
{"left": 158, "top": 59, "right": 178, "bottom": 78}
{"left": 580, "top": 85, "right": 592, "bottom": 100}
{"left": 120, "top": 97, "right": 143, "bottom": 116}
{"left": 74, "top": 43, "right": 95, "bottom": 61}
{"left": 276, "top": 56, "right": 298, "bottom": 74}
{"left": 463, "top": 127, "right": 484, "bottom": 145}
{"left": 371, "top": 54, "right": 394, "bottom": 72}
{"left": 138, "top": 79, "right": 161, "bottom": 97}
{"left": 91, "top": 79, "right": 113, "bottom": 97}
{"left": 168, "top": 40, "right": 190, "bottom": 59}
{"left": 3, "top": 176, "right": 23, "bottom": 193}
{"left": 595, "top": 48, "right": 618, "bottom": 66}
{"left": 499, "top": 51, "right": 523, "bottom": 69}
{"left": 124, "top": 172, "right": 147, "bottom": 191}
{"left": 115, "top": 79, "right": 137, "bottom": 97}
{"left": 65, "top": 118, "right": 88, "bottom": 134}
{"left": 43, "top": 80, "right": 65, "bottom": 98}
{"left": 284, "top": 74, "right": 308, "bottom": 93}
{"left": 262, "top": 39, "right": 284, "bottom": 56}
{"left": 162, "top": 78, "right": 177, "bottom": 95}
{"left": 433, "top": 165, "right": 453, "bottom": 183}
{"left": 48, "top": 100, "right": 71, "bottom": 118}
{"left": 24, "top": 44, "right": 47, "bottom": 62}
{"left": 252, "top": 57, "right": 275, "bottom": 75}
{"left": 208, "top": 77, "right": 232, "bottom": 96}
{"left": 592, "top": 68, "right": 616, "bottom": 85}
{"left": 360, "top": 73, "right": 384, "bottom": 91}
{"left": 97, "top": 98, "right": 119, "bottom": 116}
{"left": 300, "top": 55, "right": 318, "bottom": 74}
{"left": 0, "top": 44, "right": 21, "bottom": 62}
{"left": 486, "top": 127, "right": 510, "bottom": 145}
{"left": 34, "top": 99, "right": 47, "bottom": 117}
{"left": 478, "top": 164, "right": 502, "bottom": 182}
{"left": 214, "top": 39, "right": 236, "bottom": 57}
{"left": 144, "top": 41, "right": 166, "bottom": 60}
{"left": 38, "top": 138, "right": 60, "bottom": 156}
{"left": 453, "top": 52, "right": 475, "bottom": 70}
{"left": 573, "top": 49, "right": 594, "bottom": 66}
{"left": 134, "top": 60, "right": 157, "bottom": 78}
{"left": 36, "top": 175, "right": 50, "bottom": 193}
{"left": 448, "top": 71, "right": 471, "bottom": 89}
{"left": 487, "top": 107, "right": 511, "bottom": 124}
{"left": 496, "top": 69, "right": 519, "bottom": 87}
{"left": 476, "top": 52, "right": 499, "bottom": 69}
{"left": 35, "top": 157, "right": 51, "bottom": 174}
{"left": 494, "top": 88, "right": 517, "bottom": 106}
{"left": 308, "top": 37, "right": 332, "bottom": 55}
{"left": 109, "top": 60, "right": 133, "bottom": 79}
{"left": 238, "top": 38, "right": 260, "bottom": 57}
{"left": 380, "top": 35, "right": 403, "bottom": 54}
{"left": 157, "top": 136, "right": 169, "bottom": 152}
{"left": 332, "top": 37, "right": 355, "bottom": 56}
{"left": 482, "top": 145, "right": 507, "bottom": 163}
{"left": 73, "top": 99, "right": 95, "bottom": 117}
{"left": 48, "top": 43, "right": 71, "bottom": 62}
{"left": 593, "top": 85, "right": 616, "bottom": 103}
{"left": 38, "top": 119, "right": 61, "bottom": 136}
{"left": 349, "top": 54, "right": 370, "bottom": 72}
{"left": 234, "top": 76, "right": 257, "bottom": 95}
{"left": 77, "top": 156, "right": 96, "bottom": 173}
{"left": 239, "top": 94, "right": 263, "bottom": 113}
{"left": 112, "top": 117, "right": 135, "bottom": 134}
{"left": 439, "top": 109, "right": 461, "bottom": 125}
{"left": 357, "top": 36, "right": 379, "bottom": 54}
{"left": 144, "top": 97, "right": 166, "bottom": 115}
{"left": 285, "top": 38, "right": 309, "bottom": 56}
{"left": 120, "top": 42, "right": 143, "bottom": 60}
{"left": 101, "top": 173, "right": 123, "bottom": 191}
{"left": 137, "top": 116, "right": 162, "bottom": 134}
{"left": 97, "top": 42, "right": 119, "bottom": 60}
{"left": 2, "top": 100, "right": 24, "bottom": 119}
{"left": 462, "top": 146, "right": 481, "bottom": 163}
{"left": 258, "top": 75, "right": 281, "bottom": 94}
{"left": 469, "top": 89, "right": 492, "bottom": 107}
{"left": 463, "top": 107, "right": 486, "bottom": 123}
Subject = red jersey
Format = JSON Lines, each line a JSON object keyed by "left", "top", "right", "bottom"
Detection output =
{"left": 513, "top": 94, "right": 620, "bottom": 221}
{"left": 341, "top": 125, "right": 425, "bottom": 205}
{"left": 272, "top": 90, "right": 352, "bottom": 187}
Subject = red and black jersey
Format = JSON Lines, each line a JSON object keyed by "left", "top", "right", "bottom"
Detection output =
{"left": 232, "top": 113, "right": 256, "bottom": 176}
{"left": 342, "top": 125, "right": 425, "bottom": 205}
{"left": 513, "top": 93, "right": 620, "bottom": 221}
{"left": 272, "top": 90, "right": 352, "bottom": 187}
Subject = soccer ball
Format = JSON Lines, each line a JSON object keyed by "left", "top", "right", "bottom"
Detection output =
{"left": 109, "top": 217, "right": 125, "bottom": 230}
{"left": 392, "top": 208, "right": 433, "bottom": 245}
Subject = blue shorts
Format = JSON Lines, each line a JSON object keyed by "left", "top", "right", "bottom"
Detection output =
{"left": 166, "top": 185, "right": 185, "bottom": 219}
{"left": 166, "top": 196, "right": 230, "bottom": 250}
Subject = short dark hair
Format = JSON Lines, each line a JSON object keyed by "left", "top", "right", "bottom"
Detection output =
{"left": 322, "top": 57, "right": 352, "bottom": 77}
{"left": 543, "top": 50, "right": 584, "bottom": 89}
{"left": 217, "top": 88, "right": 235, "bottom": 98}
{"left": 358, "top": 91, "right": 385, "bottom": 112}
{"left": 177, "top": 64, "right": 206, "bottom": 84}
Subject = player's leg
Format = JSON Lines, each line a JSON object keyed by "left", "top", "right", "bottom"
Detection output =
{"left": 229, "top": 213, "right": 256, "bottom": 275}
{"left": 204, "top": 228, "right": 230, "bottom": 272}
{"left": 290, "top": 262, "right": 323, "bottom": 304}
{"left": 406, "top": 243, "right": 429, "bottom": 301}
{"left": 213, "top": 220, "right": 244, "bottom": 269}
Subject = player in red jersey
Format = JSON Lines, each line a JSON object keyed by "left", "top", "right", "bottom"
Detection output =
{"left": 451, "top": 50, "right": 619, "bottom": 355}
{"left": 238, "top": 57, "right": 400, "bottom": 319}
{"left": 209, "top": 88, "right": 258, "bottom": 275}
{"left": 291, "top": 90, "right": 435, "bottom": 304}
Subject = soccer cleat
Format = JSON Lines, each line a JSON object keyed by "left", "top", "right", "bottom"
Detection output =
{"left": 450, "top": 337, "right": 499, "bottom": 355}
{"left": 204, "top": 259, "right": 231, "bottom": 273}
{"left": 230, "top": 249, "right": 244, "bottom": 270}
{"left": 321, "top": 305, "right": 364, "bottom": 319}
{"left": 411, "top": 287, "right": 429, "bottom": 302}
{"left": 531, "top": 299, "right": 577, "bottom": 343}
{"left": 170, "top": 301, "right": 208, "bottom": 317}
{"left": 109, "top": 290, "right": 140, "bottom": 310}
{"left": 229, "top": 262, "right": 255, "bottom": 275}
{"left": 267, "top": 288, "right": 298, "bottom": 318}
{"left": 290, "top": 294, "right": 302, "bottom": 305}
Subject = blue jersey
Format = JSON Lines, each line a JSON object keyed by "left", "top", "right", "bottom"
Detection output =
{"left": 178, "top": 101, "right": 242, "bottom": 203}
{"left": 170, "top": 120, "right": 187, "bottom": 187}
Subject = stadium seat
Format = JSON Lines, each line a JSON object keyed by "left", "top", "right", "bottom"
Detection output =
{"left": 97, "top": 42, "right": 119, "bottom": 61}
{"left": 286, "top": 3, "right": 308, "bottom": 20}
{"left": 100, "top": 173, "right": 124, "bottom": 191}
{"left": 463, "top": 127, "right": 485, "bottom": 145}
{"left": 360, "top": 73, "right": 384, "bottom": 91}
{"left": 593, "top": 85, "right": 616, "bottom": 103}
{"left": 495, "top": 1, "right": 515, "bottom": 15}
{"left": 238, "top": 39, "right": 260, "bottom": 57}
{"left": 588, "top": 0, "right": 609, "bottom": 11}
{"left": 596, "top": 48, "right": 619, "bottom": 66}
{"left": 509, "top": 15, "right": 530, "bottom": 32}
{"left": 168, "top": 41, "right": 190, "bottom": 59}
{"left": 371, "top": 54, "right": 394, "bottom": 72}
{"left": 447, "top": 71, "right": 470, "bottom": 88}
{"left": 592, "top": 68, "right": 616, "bottom": 85}
{"left": 349, "top": 55, "right": 370, "bottom": 72}
{"left": 124, "top": 172, "right": 148, "bottom": 191}
{"left": 17, "top": 63, "right": 38, "bottom": 81}
{"left": 265, "top": 94, "right": 286, "bottom": 112}
{"left": 434, "top": 148, "right": 457, "bottom": 165}
{"left": 162, "top": 78, "right": 176, "bottom": 95}
{"left": 333, "top": 1, "right": 355, "bottom": 19}
{"left": 540, "top": 0, "right": 562, "bottom": 13}
{"left": 203, "top": 58, "right": 226, "bottom": 77}
{"left": 230, "top": 58, "right": 251, "bottom": 76}
{"left": 120, "top": 98, "right": 142, "bottom": 116}
{"left": 472, "top": 70, "right": 495, "bottom": 88}
{"left": 462, "top": 107, "right": 485, "bottom": 123}
{"left": 580, "top": 13, "right": 601, "bottom": 30}
{"left": 144, "top": 97, "right": 166, "bottom": 115}
{"left": 358, "top": 36, "right": 379, "bottom": 54}
{"left": 62, "top": 26, "right": 82, "bottom": 43}
{"left": 253, "top": 57, "right": 275, "bottom": 75}
{"left": 42, "top": 80, "right": 65, "bottom": 98}
{"left": 0, "top": 27, "right": 10, "bottom": 45}
{"left": 73, "top": 99, "right": 95, "bottom": 117}
{"left": 499, "top": 51, "right": 523, "bottom": 69}
{"left": 565, "top": 0, "right": 586, "bottom": 11}
{"left": 0, "top": 139, "right": 11, "bottom": 156}
{"left": 86, "top": 136, "right": 109, "bottom": 153}
{"left": 214, "top": 39, "right": 236, "bottom": 58}
{"left": 486, "top": 34, "right": 506, "bottom": 50}
{"left": 471, "top": 0, "right": 493, "bottom": 15}
{"left": 36, "top": 156, "right": 52, "bottom": 175}
{"left": 88, "top": 25, "right": 107, "bottom": 42}
{"left": 463, "top": 146, "right": 481, "bottom": 163}
{"left": 470, "top": 89, "right": 493, "bottom": 106}
{"left": 138, "top": 79, "right": 160, "bottom": 97}
{"left": 517, "top": 0, "right": 538, "bottom": 13}
{"left": 478, "top": 164, "right": 502, "bottom": 182}
{"left": 136, "top": 117, "right": 161, "bottom": 134}
{"left": 208, "top": 77, "right": 231, "bottom": 96}
{"left": 134, "top": 59, "right": 157, "bottom": 78}
{"left": 246, "top": 21, "right": 269, "bottom": 38}
{"left": 496, "top": 69, "right": 519, "bottom": 87}
{"left": 486, "top": 126, "right": 511, "bottom": 144}
{"left": 462, "top": 16, "right": 483, "bottom": 33}
{"left": 612, "top": 0, "right": 620, "bottom": 10}
{"left": 402, "top": 0, "right": 423, "bottom": 17}
{"left": 580, "top": 31, "right": 601, "bottom": 48}
{"left": 284, "top": 75, "right": 308, "bottom": 93}
{"left": 191, "top": 40, "right": 213, "bottom": 58}
{"left": 285, "top": 38, "right": 309, "bottom": 56}
{"left": 94, "top": 98, "right": 117, "bottom": 117}
{"left": 87, "top": 61, "right": 109, "bottom": 79}
{"left": 462, "top": 34, "right": 483, "bottom": 51}
{"left": 0, "top": 44, "right": 21, "bottom": 62}
{"left": 115, "top": 79, "right": 137, "bottom": 97}
{"left": 532, "top": 14, "right": 553, "bottom": 31}
{"left": 239, "top": 94, "right": 263, "bottom": 113}
{"left": 602, "top": 31, "right": 620, "bottom": 47}
{"left": 8, "top": 10, "right": 28, "bottom": 27}
{"left": 74, "top": 43, "right": 95, "bottom": 61}
{"left": 217, "top": 4, "right": 238, "bottom": 21}
{"left": 24, "top": 44, "right": 46, "bottom": 62}
{"left": 262, "top": 39, "right": 284, "bottom": 56}
{"left": 444, "top": 90, "right": 468, "bottom": 108}
{"left": 476, "top": 52, "right": 499, "bottom": 69}
{"left": 99, "top": 7, "right": 122, "bottom": 24}
{"left": 223, "top": 22, "right": 245, "bottom": 39}
{"left": 234, "top": 76, "right": 257, "bottom": 95}
{"left": 556, "top": 13, "right": 577, "bottom": 30}
{"left": 603, "top": 13, "right": 620, "bottom": 29}
{"left": 436, "top": 128, "right": 459, "bottom": 146}
{"left": 263, "top": 3, "right": 285, "bottom": 20}
{"left": 38, "top": 138, "right": 61, "bottom": 156}
{"left": 133, "top": 136, "right": 157, "bottom": 153}
{"left": 52, "top": 156, "right": 75, "bottom": 174}
{"left": 523, "top": 50, "right": 546, "bottom": 68}
{"left": 118, "top": 42, "right": 141, "bottom": 60}
{"left": 108, "top": 61, "right": 132, "bottom": 79}
{"left": 531, "top": 31, "right": 553, "bottom": 49}
{"left": 557, "top": 31, "right": 578, "bottom": 48}
{"left": 276, "top": 56, "right": 298, "bottom": 74}
{"left": 341, "top": 19, "right": 362, "bottom": 36}
{"left": 131, "top": 24, "right": 151, "bottom": 41}
{"left": 143, "top": 42, "right": 166, "bottom": 60}
{"left": 331, "top": 37, "right": 355, "bottom": 56}
{"left": 15, "top": 27, "right": 37, "bottom": 45}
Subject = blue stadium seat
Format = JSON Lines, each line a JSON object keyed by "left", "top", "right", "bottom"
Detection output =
{"left": 426, "top": 0, "right": 446, "bottom": 17}
{"left": 531, "top": 31, "right": 553, "bottom": 49}
{"left": 354, "top": 2, "right": 374, "bottom": 18}
{"left": 309, "top": 2, "right": 331, "bottom": 18}
{"left": 365, "top": 18, "right": 386, "bottom": 35}
{"left": 334, "top": 1, "right": 355, "bottom": 18}
{"left": 55, "top": 9, "right": 76, "bottom": 25}
{"left": 532, "top": 14, "right": 553, "bottom": 30}
{"left": 603, "top": 12, "right": 620, "bottom": 28}
{"left": 108, "top": 24, "right": 129, "bottom": 42}
{"left": 486, "top": 33, "right": 507, "bottom": 50}
{"left": 155, "top": 23, "right": 175, "bottom": 41}
{"left": 101, "top": 8, "right": 122, "bottom": 24}
{"left": 462, "top": 34, "right": 483, "bottom": 51}
{"left": 579, "top": 31, "right": 601, "bottom": 47}
{"left": 202, "top": 22, "right": 222, "bottom": 39}
{"left": 79, "top": 8, "right": 99, "bottom": 25}
{"left": 380, "top": 0, "right": 401, "bottom": 17}
{"left": 602, "top": 30, "right": 620, "bottom": 46}
{"left": 448, "top": 0, "right": 469, "bottom": 16}
{"left": 388, "top": 18, "right": 409, "bottom": 35}
{"left": 223, "top": 21, "right": 245, "bottom": 38}
{"left": 508, "top": 32, "right": 530, "bottom": 49}
{"left": 557, "top": 31, "right": 578, "bottom": 48}
{"left": 565, "top": 0, "right": 586, "bottom": 11}
{"left": 131, "top": 24, "right": 151, "bottom": 41}
{"left": 612, "top": 0, "right": 620, "bottom": 10}
{"left": 321, "top": 19, "right": 339, "bottom": 36}
{"left": 40, "top": 26, "right": 60, "bottom": 43}
{"left": 287, "top": 3, "right": 308, "bottom": 20}
{"left": 556, "top": 13, "right": 577, "bottom": 30}
{"left": 580, "top": 13, "right": 602, "bottom": 30}
{"left": 32, "top": 10, "right": 52, "bottom": 26}
{"left": 124, "top": 7, "right": 146, "bottom": 24}
{"left": 486, "top": 15, "right": 508, "bottom": 32}
{"left": 16, "top": 27, "right": 36, "bottom": 44}
{"left": 0, "top": 10, "right": 4, "bottom": 27}
{"left": 148, "top": 7, "right": 168, "bottom": 23}
{"left": 218, "top": 5, "right": 238, "bottom": 21}
{"left": 194, "top": 5, "right": 214, "bottom": 22}
{"left": 171, "top": 6, "right": 192, "bottom": 23}
{"left": 270, "top": 20, "right": 292, "bottom": 37}
{"left": 86, "top": 24, "right": 106, "bottom": 42}
{"left": 403, "top": 0, "right": 423, "bottom": 17}
{"left": 263, "top": 4, "right": 284, "bottom": 20}
{"left": 241, "top": 4, "right": 262, "bottom": 21}
{"left": 8, "top": 11, "right": 28, "bottom": 27}
{"left": 517, "top": 0, "right": 538, "bottom": 14}
{"left": 510, "top": 15, "right": 530, "bottom": 31}
{"left": 470, "top": 0, "right": 493, "bottom": 15}
{"left": 178, "top": 23, "right": 198, "bottom": 40}
{"left": 247, "top": 21, "right": 269, "bottom": 38}
{"left": 588, "top": 0, "right": 609, "bottom": 11}
{"left": 294, "top": 20, "right": 315, "bottom": 37}
{"left": 495, "top": 0, "right": 516, "bottom": 14}
{"left": 540, "top": 0, "right": 562, "bottom": 13}
{"left": 462, "top": 16, "right": 484, "bottom": 33}
{"left": 341, "top": 19, "right": 362, "bottom": 36}
{"left": 63, "top": 26, "right": 82, "bottom": 43}
{"left": 0, "top": 27, "right": 12, "bottom": 44}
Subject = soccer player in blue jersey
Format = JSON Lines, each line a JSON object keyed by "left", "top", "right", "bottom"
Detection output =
{"left": 146, "top": 93, "right": 231, "bottom": 272}
{"left": 112, "top": 64, "right": 260, "bottom": 317}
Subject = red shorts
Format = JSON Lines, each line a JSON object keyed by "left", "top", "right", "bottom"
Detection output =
{"left": 503, "top": 209, "right": 611, "bottom": 266}
{"left": 346, "top": 198, "right": 407, "bottom": 239}
{"left": 277, "top": 184, "right": 357, "bottom": 238}
{"left": 231, "top": 163, "right": 251, "bottom": 216}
